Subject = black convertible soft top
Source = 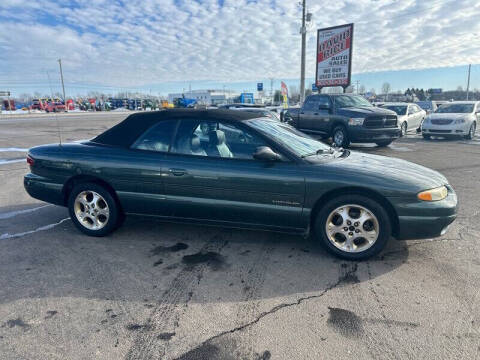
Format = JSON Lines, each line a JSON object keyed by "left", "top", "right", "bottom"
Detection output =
{"left": 92, "top": 109, "right": 260, "bottom": 147}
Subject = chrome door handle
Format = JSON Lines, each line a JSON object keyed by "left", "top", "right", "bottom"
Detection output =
{"left": 168, "top": 168, "right": 187, "bottom": 176}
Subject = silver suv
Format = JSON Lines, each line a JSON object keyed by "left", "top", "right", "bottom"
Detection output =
{"left": 422, "top": 101, "right": 479, "bottom": 140}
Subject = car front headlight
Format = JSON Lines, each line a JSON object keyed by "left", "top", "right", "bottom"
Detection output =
{"left": 454, "top": 118, "right": 466, "bottom": 124}
{"left": 417, "top": 186, "right": 448, "bottom": 201}
{"left": 348, "top": 118, "right": 364, "bottom": 126}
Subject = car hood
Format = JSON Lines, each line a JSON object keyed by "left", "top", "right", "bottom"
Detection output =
{"left": 306, "top": 151, "right": 448, "bottom": 193}
{"left": 336, "top": 106, "right": 397, "bottom": 117}
{"left": 428, "top": 113, "right": 470, "bottom": 120}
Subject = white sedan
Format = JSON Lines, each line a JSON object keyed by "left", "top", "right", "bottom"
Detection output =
{"left": 422, "top": 101, "right": 479, "bottom": 140}
{"left": 380, "top": 103, "right": 426, "bottom": 136}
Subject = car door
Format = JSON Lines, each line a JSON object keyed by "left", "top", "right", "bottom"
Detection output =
{"left": 107, "top": 119, "right": 177, "bottom": 215}
{"left": 298, "top": 96, "right": 316, "bottom": 131}
{"left": 161, "top": 119, "right": 306, "bottom": 229}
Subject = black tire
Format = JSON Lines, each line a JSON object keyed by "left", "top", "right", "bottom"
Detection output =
{"left": 332, "top": 125, "right": 350, "bottom": 148}
{"left": 465, "top": 123, "right": 476, "bottom": 140}
{"left": 400, "top": 122, "right": 407, "bottom": 137}
{"left": 314, "top": 195, "right": 391, "bottom": 260}
{"left": 375, "top": 140, "right": 393, "bottom": 147}
{"left": 422, "top": 134, "right": 431, "bottom": 140}
{"left": 68, "top": 182, "right": 119, "bottom": 237}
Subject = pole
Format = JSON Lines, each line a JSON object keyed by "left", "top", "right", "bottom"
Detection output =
{"left": 466, "top": 64, "right": 471, "bottom": 101}
{"left": 300, "top": 0, "right": 306, "bottom": 105}
{"left": 58, "top": 59, "right": 66, "bottom": 104}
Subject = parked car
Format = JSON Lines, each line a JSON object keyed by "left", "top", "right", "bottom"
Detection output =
{"left": 44, "top": 101, "right": 66, "bottom": 113}
{"left": 231, "top": 107, "right": 280, "bottom": 121}
{"left": 379, "top": 103, "right": 426, "bottom": 136}
{"left": 31, "top": 98, "right": 46, "bottom": 111}
{"left": 422, "top": 101, "right": 479, "bottom": 140}
{"left": 24, "top": 109, "right": 457, "bottom": 260}
{"left": 416, "top": 100, "right": 447, "bottom": 115}
{"left": 284, "top": 94, "right": 400, "bottom": 147}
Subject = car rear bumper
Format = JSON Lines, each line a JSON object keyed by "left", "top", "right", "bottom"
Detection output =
{"left": 348, "top": 127, "right": 401, "bottom": 142}
{"left": 24, "top": 173, "right": 64, "bottom": 206}
{"left": 392, "top": 187, "right": 457, "bottom": 240}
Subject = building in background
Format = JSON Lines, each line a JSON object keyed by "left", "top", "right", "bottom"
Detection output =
{"left": 168, "top": 89, "right": 239, "bottom": 106}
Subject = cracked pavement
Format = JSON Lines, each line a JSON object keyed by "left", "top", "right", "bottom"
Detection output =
{"left": 0, "top": 113, "right": 479, "bottom": 359}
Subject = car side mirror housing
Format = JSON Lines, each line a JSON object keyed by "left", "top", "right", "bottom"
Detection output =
{"left": 253, "top": 146, "right": 281, "bottom": 161}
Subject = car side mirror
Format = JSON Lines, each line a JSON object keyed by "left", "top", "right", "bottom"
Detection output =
{"left": 253, "top": 146, "right": 281, "bottom": 161}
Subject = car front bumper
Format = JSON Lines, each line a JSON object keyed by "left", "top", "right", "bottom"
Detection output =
{"left": 390, "top": 186, "right": 457, "bottom": 240}
{"left": 422, "top": 123, "right": 469, "bottom": 136}
{"left": 348, "top": 127, "right": 401, "bottom": 143}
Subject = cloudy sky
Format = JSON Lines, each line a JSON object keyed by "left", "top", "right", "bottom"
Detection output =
{"left": 1, "top": 0, "right": 479, "bottom": 95}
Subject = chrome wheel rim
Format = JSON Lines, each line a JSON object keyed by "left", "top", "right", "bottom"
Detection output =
{"left": 74, "top": 191, "right": 109, "bottom": 230}
{"left": 325, "top": 204, "right": 379, "bottom": 253}
{"left": 333, "top": 130, "right": 344, "bottom": 146}
{"left": 401, "top": 122, "right": 407, "bottom": 136}
{"left": 470, "top": 124, "right": 475, "bottom": 138}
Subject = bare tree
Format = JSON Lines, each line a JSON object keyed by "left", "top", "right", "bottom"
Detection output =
{"left": 382, "top": 82, "right": 391, "bottom": 95}
{"left": 359, "top": 85, "right": 366, "bottom": 94}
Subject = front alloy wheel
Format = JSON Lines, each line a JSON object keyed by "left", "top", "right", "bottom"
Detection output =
{"left": 332, "top": 126, "right": 350, "bottom": 147}
{"left": 400, "top": 122, "right": 407, "bottom": 137}
{"left": 325, "top": 205, "right": 379, "bottom": 254}
{"left": 466, "top": 123, "right": 476, "bottom": 140}
{"left": 315, "top": 195, "right": 391, "bottom": 260}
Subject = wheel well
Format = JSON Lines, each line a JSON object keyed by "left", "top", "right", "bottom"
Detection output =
{"left": 309, "top": 187, "right": 399, "bottom": 237}
{"left": 62, "top": 175, "right": 122, "bottom": 211}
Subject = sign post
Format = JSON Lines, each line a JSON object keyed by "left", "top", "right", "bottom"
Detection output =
{"left": 315, "top": 23, "right": 354, "bottom": 93}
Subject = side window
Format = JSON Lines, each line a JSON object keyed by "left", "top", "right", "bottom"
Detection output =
{"left": 218, "top": 122, "right": 267, "bottom": 159}
{"left": 131, "top": 120, "right": 177, "bottom": 152}
{"left": 408, "top": 106, "right": 415, "bottom": 115}
{"left": 171, "top": 120, "right": 268, "bottom": 160}
{"left": 317, "top": 96, "right": 331, "bottom": 110}
{"left": 303, "top": 96, "right": 316, "bottom": 111}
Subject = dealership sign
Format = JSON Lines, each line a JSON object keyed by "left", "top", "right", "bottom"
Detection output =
{"left": 315, "top": 23, "right": 354, "bottom": 89}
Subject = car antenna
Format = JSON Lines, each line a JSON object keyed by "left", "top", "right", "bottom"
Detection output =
{"left": 46, "top": 70, "right": 62, "bottom": 147}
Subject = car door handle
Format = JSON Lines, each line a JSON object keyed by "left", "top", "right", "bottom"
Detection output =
{"left": 168, "top": 168, "right": 187, "bottom": 176}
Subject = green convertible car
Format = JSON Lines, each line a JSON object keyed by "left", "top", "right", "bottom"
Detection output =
{"left": 24, "top": 109, "right": 457, "bottom": 259}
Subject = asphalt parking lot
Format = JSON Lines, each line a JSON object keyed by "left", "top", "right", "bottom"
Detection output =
{"left": 0, "top": 112, "right": 479, "bottom": 360}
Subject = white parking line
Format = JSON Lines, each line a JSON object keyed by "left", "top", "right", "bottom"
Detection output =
{"left": 0, "top": 159, "right": 25, "bottom": 165}
{"left": 0, "top": 147, "right": 29, "bottom": 152}
{"left": 0, "top": 204, "right": 53, "bottom": 220}
{"left": 0, "top": 217, "right": 70, "bottom": 240}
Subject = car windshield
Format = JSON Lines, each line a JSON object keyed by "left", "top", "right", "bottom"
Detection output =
{"left": 334, "top": 95, "right": 372, "bottom": 108}
{"left": 247, "top": 119, "right": 331, "bottom": 157}
{"left": 382, "top": 105, "right": 407, "bottom": 115}
{"left": 435, "top": 104, "right": 474, "bottom": 113}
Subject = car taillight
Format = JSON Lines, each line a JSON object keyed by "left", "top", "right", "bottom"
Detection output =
{"left": 27, "top": 155, "right": 34, "bottom": 166}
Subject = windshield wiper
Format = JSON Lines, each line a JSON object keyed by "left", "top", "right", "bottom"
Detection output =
{"left": 301, "top": 147, "right": 335, "bottom": 158}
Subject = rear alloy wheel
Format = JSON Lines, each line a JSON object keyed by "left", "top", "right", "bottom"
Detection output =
{"left": 400, "top": 122, "right": 407, "bottom": 137}
{"left": 465, "top": 123, "right": 476, "bottom": 140}
{"left": 315, "top": 195, "right": 391, "bottom": 260}
{"left": 332, "top": 125, "right": 350, "bottom": 147}
{"left": 68, "top": 182, "right": 119, "bottom": 237}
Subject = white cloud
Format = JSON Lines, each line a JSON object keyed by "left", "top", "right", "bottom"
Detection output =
{"left": 0, "top": 0, "right": 479, "bottom": 89}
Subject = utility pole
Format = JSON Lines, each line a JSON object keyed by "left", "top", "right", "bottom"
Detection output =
{"left": 466, "top": 64, "right": 471, "bottom": 100}
{"left": 356, "top": 80, "right": 360, "bottom": 94}
{"left": 57, "top": 59, "right": 66, "bottom": 103}
{"left": 299, "top": 0, "right": 307, "bottom": 105}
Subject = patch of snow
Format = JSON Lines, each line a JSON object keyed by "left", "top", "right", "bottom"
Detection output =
{"left": 0, "top": 147, "right": 29, "bottom": 152}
